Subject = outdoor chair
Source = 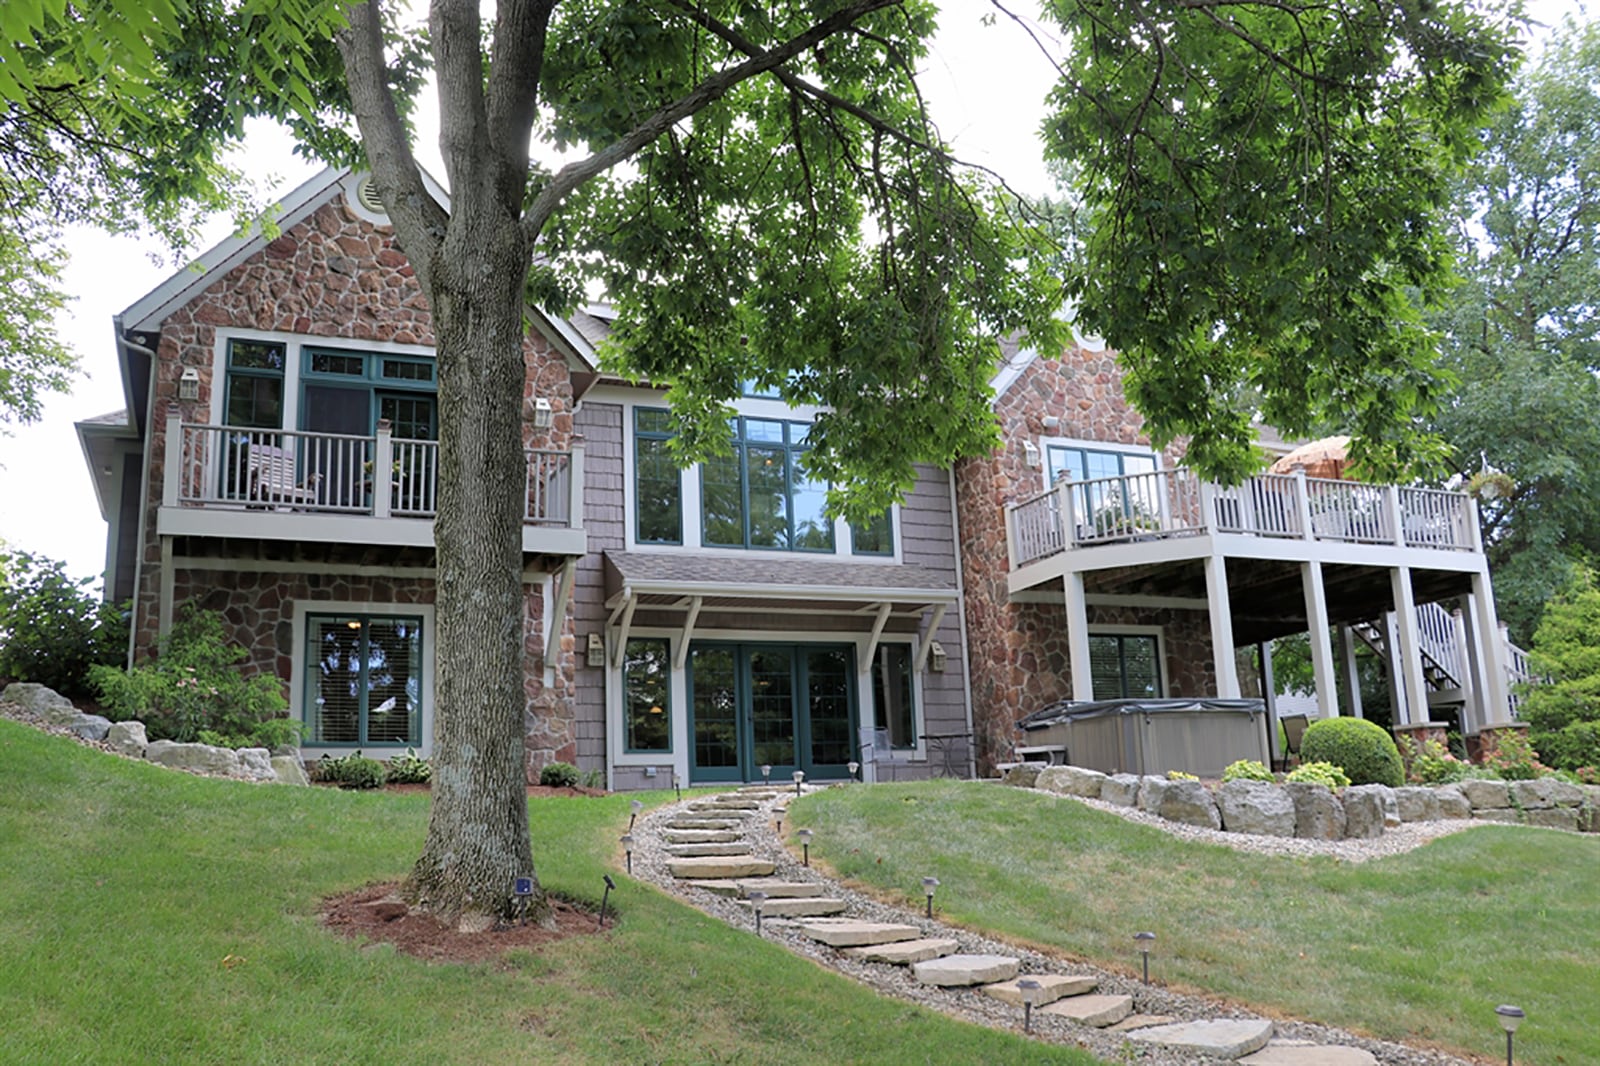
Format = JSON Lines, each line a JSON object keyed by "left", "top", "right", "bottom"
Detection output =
{"left": 858, "top": 725, "right": 912, "bottom": 783}
{"left": 247, "top": 444, "right": 322, "bottom": 508}
{"left": 1276, "top": 713, "right": 1310, "bottom": 771}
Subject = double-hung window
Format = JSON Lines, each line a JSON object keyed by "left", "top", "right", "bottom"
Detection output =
{"left": 1088, "top": 633, "right": 1162, "bottom": 700}
{"left": 306, "top": 614, "right": 424, "bottom": 746}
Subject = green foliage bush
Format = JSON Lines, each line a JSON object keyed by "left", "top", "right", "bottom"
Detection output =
{"left": 1397, "top": 736, "right": 1473, "bottom": 784}
{"left": 0, "top": 550, "right": 127, "bottom": 698}
{"left": 1285, "top": 761, "right": 1351, "bottom": 789}
{"left": 89, "top": 608, "right": 297, "bottom": 749}
{"left": 1165, "top": 769, "right": 1199, "bottom": 781}
{"left": 1222, "top": 759, "right": 1274, "bottom": 783}
{"left": 1300, "top": 717, "right": 1404, "bottom": 787}
{"left": 385, "top": 747, "right": 432, "bottom": 785}
{"left": 315, "top": 752, "right": 386, "bottom": 790}
{"left": 539, "top": 761, "right": 579, "bottom": 788}
{"left": 1521, "top": 571, "right": 1600, "bottom": 771}
{"left": 1481, "top": 730, "right": 1549, "bottom": 781}
{"left": 1534, "top": 722, "right": 1600, "bottom": 776}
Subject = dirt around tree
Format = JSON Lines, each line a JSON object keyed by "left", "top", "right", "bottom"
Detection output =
{"left": 322, "top": 882, "right": 608, "bottom": 963}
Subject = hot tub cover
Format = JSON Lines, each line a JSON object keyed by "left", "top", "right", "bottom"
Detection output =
{"left": 1017, "top": 698, "right": 1266, "bottom": 733}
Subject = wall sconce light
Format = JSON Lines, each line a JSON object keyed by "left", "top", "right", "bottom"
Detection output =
{"left": 178, "top": 367, "right": 200, "bottom": 402}
{"left": 586, "top": 633, "right": 604, "bottom": 667}
{"left": 929, "top": 641, "right": 947, "bottom": 673}
{"left": 533, "top": 396, "right": 554, "bottom": 429}
{"left": 1022, "top": 440, "right": 1041, "bottom": 469}
{"left": 1042, "top": 415, "right": 1061, "bottom": 433}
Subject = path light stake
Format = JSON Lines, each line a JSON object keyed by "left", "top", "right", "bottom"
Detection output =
{"left": 598, "top": 874, "right": 616, "bottom": 929}
{"left": 1135, "top": 931, "right": 1155, "bottom": 985}
{"left": 922, "top": 877, "right": 940, "bottom": 920}
{"left": 1017, "top": 978, "right": 1041, "bottom": 1034}
{"left": 797, "top": 828, "right": 813, "bottom": 867}
{"left": 629, "top": 798, "right": 643, "bottom": 831}
{"left": 761, "top": 764, "right": 772, "bottom": 786}
{"left": 512, "top": 875, "right": 534, "bottom": 926}
{"left": 793, "top": 769, "right": 805, "bottom": 796}
{"left": 748, "top": 891, "right": 768, "bottom": 936}
{"left": 847, "top": 760, "right": 860, "bottom": 782}
{"left": 774, "top": 808, "right": 784, "bottom": 835}
{"left": 620, "top": 833, "right": 634, "bottom": 876}
{"left": 672, "top": 771, "right": 681, "bottom": 802}
{"left": 1495, "top": 1005, "right": 1524, "bottom": 1066}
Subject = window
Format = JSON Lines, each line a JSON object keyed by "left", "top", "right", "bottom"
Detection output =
{"left": 701, "top": 417, "right": 833, "bottom": 552}
{"left": 224, "top": 338, "right": 286, "bottom": 430}
{"left": 634, "top": 409, "right": 682, "bottom": 544}
{"left": 623, "top": 638, "right": 672, "bottom": 753}
{"left": 1046, "top": 444, "right": 1157, "bottom": 485}
{"left": 301, "top": 346, "right": 436, "bottom": 440}
{"left": 871, "top": 644, "right": 916, "bottom": 749}
{"left": 850, "top": 510, "right": 894, "bottom": 556}
{"left": 306, "top": 614, "right": 424, "bottom": 746}
{"left": 1089, "top": 634, "right": 1162, "bottom": 700}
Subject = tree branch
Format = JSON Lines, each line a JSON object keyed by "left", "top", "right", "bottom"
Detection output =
{"left": 485, "top": 0, "right": 554, "bottom": 208}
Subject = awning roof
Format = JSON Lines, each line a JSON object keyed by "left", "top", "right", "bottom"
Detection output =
{"left": 602, "top": 550, "right": 957, "bottom": 612}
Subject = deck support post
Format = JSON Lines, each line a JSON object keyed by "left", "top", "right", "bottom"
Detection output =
{"left": 1390, "top": 567, "right": 1428, "bottom": 728}
{"left": 1205, "top": 555, "right": 1240, "bottom": 698}
{"left": 1065, "top": 571, "right": 1095, "bottom": 702}
{"left": 1300, "top": 562, "right": 1337, "bottom": 717}
{"left": 1338, "top": 625, "right": 1364, "bottom": 719}
{"left": 1259, "top": 641, "right": 1281, "bottom": 764}
{"left": 1468, "top": 569, "right": 1512, "bottom": 725}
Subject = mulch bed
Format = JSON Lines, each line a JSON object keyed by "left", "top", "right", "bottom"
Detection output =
{"left": 322, "top": 882, "right": 608, "bottom": 963}
{"left": 337, "top": 782, "right": 609, "bottom": 798}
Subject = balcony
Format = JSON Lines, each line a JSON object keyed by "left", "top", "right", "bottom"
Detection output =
{"left": 157, "top": 413, "right": 585, "bottom": 556}
{"left": 1005, "top": 468, "right": 1482, "bottom": 592}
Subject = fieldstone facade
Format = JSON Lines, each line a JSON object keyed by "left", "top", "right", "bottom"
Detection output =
{"left": 955, "top": 345, "right": 1217, "bottom": 773}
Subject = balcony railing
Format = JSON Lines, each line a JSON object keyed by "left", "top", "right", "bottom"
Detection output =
{"left": 1006, "top": 468, "right": 1479, "bottom": 569}
{"left": 162, "top": 414, "right": 582, "bottom": 528}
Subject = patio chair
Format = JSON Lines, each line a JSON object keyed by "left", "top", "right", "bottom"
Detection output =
{"left": 858, "top": 726, "right": 912, "bottom": 783}
{"left": 247, "top": 444, "right": 322, "bottom": 508}
{"left": 1277, "top": 713, "right": 1311, "bottom": 771}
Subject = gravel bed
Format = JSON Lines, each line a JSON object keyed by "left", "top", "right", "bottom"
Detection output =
{"left": 632, "top": 787, "right": 1480, "bottom": 1066}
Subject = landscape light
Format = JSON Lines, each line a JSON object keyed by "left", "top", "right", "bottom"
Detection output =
{"left": 797, "top": 828, "right": 813, "bottom": 867}
{"left": 1017, "top": 978, "right": 1042, "bottom": 1033}
{"left": 774, "top": 808, "right": 784, "bottom": 834}
{"left": 847, "top": 760, "right": 860, "bottom": 781}
{"left": 747, "top": 891, "right": 768, "bottom": 936}
{"left": 672, "top": 770, "right": 681, "bottom": 802}
{"left": 1496, "top": 1005, "right": 1525, "bottom": 1066}
{"left": 629, "top": 798, "right": 643, "bottom": 831}
{"left": 793, "top": 769, "right": 805, "bottom": 796}
{"left": 620, "top": 832, "right": 634, "bottom": 876}
{"left": 598, "top": 874, "right": 616, "bottom": 929}
{"left": 1135, "top": 931, "right": 1156, "bottom": 985}
{"left": 761, "top": 764, "right": 772, "bottom": 786}
{"left": 922, "top": 876, "right": 940, "bottom": 920}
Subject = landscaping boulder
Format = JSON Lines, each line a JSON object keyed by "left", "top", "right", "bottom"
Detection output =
{"left": 1157, "top": 780, "right": 1222, "bottom": 829}
{"left": 1393, "top": 786, "right": 1440, "bottom": 823}
{"left": 1100, "top": 773, "right": 1141, "bottom": 807}
{"left": 1371, "top": 784, "right": 1401, "bottom": 828}
{"left": 270, "top": 755, "right": 311, "bottom": 786}
{"left": 1001, "top": 764, "right": 1041, "bottom": 789}
{"left": 236, "top": 747, "right": 276, "bottom": 781}
{"left": 1511, "top": 777, "right": 1584, "bottom": 810}
{"left": 1525, "top": 808, "right": 1580, "bottom": 832}
{"left": 144, "top": 740, "right": 241, "bottom": 777}
{"left": 65, "top": 713, "right": 113, "bottom": 741}
{"left": 1341, "top": 785, "right": 1388, "bottom": 839}
{"left": 1286, "top": 782, "right": 1345, "bottom": 840}
{"left": 1434, "top": 784, "right": 1472, "bottom": 819}
{"left": 1458, "top": 779, "right": 1509, "bottom": 810}
{"left": 1217, "top": 780, "right": 1295, "bottom": 837}
{"left": 1137, "top": 776, "right": 1170, "bottom": 813}
{"left": 106, "top": 721, "right": 148, "bottom": 758}
{"left": 2, "top": 682, "right": 79, "bottom": 725}
{"left": 1579, "top": 804, "right": 1600, "bottom": 834}
{"left": 1471, "top": 808, "right": 1522, "bottom": 824}
{"left": 1036, "top": 765, "right": 1106, "bottom": 798}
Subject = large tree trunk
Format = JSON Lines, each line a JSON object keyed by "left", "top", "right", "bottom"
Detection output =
{"left": 402, "top": 197, "right": 548, "bottom": 928}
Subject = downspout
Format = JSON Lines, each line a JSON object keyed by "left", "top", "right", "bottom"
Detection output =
{"left": 947, "top": 466, "right": 979, "bottom": 779}
{"left": 118, "top": 321, "right": 160, "bottom": 667}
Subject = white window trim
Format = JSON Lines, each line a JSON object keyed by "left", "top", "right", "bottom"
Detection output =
{"left": 1039, "top": 435, "right": 1162, "bottom": 477}
{"left": 291, "top": 599, "right": 437, "bottom": 761}
{"left": 1086, "top": 624, "right": 1167, "bottom": 699}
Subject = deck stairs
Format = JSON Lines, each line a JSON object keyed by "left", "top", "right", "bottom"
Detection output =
{"left": 652, "top": 787, "right": 1381, "bottom": 1062}
{"left": 1350, "top": 602, "right": 1537, "bottom": 715}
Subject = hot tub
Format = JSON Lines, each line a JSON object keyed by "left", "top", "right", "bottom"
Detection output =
{"left": 1015, "top": 698, "right": 1270, "bottom": 779}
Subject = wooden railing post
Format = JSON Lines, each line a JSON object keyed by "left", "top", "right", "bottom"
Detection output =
{"left": 1292, "top": 469, "right": 1314, "bottom": 540}
{"left": 1197, "top": 478, "right": 1217, "bottom": 535}
{"left": 1004, "top": 503, "right": 1020, "bottom": 570}
{"left": 372, "top": 419, "right": 393, "bottom": 519}
{"left": 568, "top": 437, "right": 585, "bottom": 530}
{"left": 1057, "top": 477, "right": 1077, "bottom": 549}
{"left": 1386, "top": 485, "right": 1406, "bottom": 547}
{"left": 163, "top": 405, "right": 182, "bottom": 507}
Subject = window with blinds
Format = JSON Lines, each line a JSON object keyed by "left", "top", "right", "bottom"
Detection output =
{"left": 307, "top": 614, "right": 423, "bottom": 746}
{"left": 1088, "top": 633, "right": 1162, "bottom": 700}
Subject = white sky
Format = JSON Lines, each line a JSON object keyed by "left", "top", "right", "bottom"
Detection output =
{"left": 0, "top": 0, "right": 1580, "bottom": 583}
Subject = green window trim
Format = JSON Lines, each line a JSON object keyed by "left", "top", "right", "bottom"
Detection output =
{"left": 634, "top": 408, "right": 683, "bottom": 545}
{"left": 223, "top": 338, "right": 287, "bottom": 430}
{"left": 305, "top": 613, "right": 425, "bottom": 747}
{"left": 623, "top": 637, "right": 672, "bottom": 754}
{"left": 699, "top": 416, "right": 834, "bottom": 553}
{"left": 850, "top": 509, "right": 894, "bottom": 556}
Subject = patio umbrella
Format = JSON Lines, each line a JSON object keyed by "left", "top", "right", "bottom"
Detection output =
{"left": 1268, "top": 435, "right": 1351, "bottom": 480}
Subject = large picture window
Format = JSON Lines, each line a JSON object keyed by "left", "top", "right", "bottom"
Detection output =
{"left": 623, "top": 638, "right": 671, "bottom": 753}
{"left": 871, "top": 644, "right": 916, "bottom": 749}
{"left": 1046, "top": 443, "right": 1157, "bottom": 485}
{"left": 1089, "top": 633, "right": 1162, "bottom": 700}
{"left": 634, "top": 409, "right": 682, "bottom": 544}
{"left": 701, "top": 417, "right": 833, "bottom": 552}
{"left": 306, "top": 614, "right": 424, "bottom": 746}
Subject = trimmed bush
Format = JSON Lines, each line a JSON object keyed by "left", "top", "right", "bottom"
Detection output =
{"left": 1285, "top": 760, "right": 1351, "bottom": 789}
{"left": 315, "top": 752, "right": 386, "bottom": 790}
{"left": 1222, "top": 759, "right": 1274, "bottom": 783}
{"left": 540, "top": 761, "right": 580, "bottom": 788}
{"left": 1300, "top": 717, "right": 1404, "bottom": 787}
{"left": 0, "top": 550, "right": 127, "bottom": 699}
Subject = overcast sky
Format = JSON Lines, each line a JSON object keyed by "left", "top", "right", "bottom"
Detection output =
{"left": 0, "top": 0, "right": 1580, "bottom": 583}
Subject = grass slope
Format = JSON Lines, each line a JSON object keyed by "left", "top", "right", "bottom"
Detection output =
{"left": 797, "top": 780, "right": 1598, "bottom": 1066}
{"left": 0, "top": 722, "right": 1099, "bottom": 1066}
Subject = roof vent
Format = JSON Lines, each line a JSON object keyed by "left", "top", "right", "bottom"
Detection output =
{"left": 355, "top": 177, "right": 387, "bottom": 216}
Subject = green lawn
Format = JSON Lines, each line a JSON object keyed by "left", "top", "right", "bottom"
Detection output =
{"left": 0, "top": 721, "right": 1098, "bottom": 1066}
{"left": 795, "top": 780, "right": 1598, "bottom": 1066}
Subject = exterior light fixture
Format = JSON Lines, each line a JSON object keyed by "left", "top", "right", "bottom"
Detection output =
{"left": 797, "top": 828, "right": 813, "bottom": 867}
{"left": 847, "top": 760, "right": 860, "bottom": 781}
{"left": 620, "top": 832, "right": 634, "bottom": 875}
{"left": 761, "top": 764, "right": 772, "bottom": 786}
{"left": 672, "top": 770, "right": 682, "bottom": 801}
{"left": 747, "top": 890, "right": 768, "bottom": 936}
{"left": 629, "top": 798, "right": 643, "bottom": 831}
{"left": 792, "top": 769, "right": 805, "bottom": 796}
{"left": 1017, "top": 978, "right": 1042, "bottom": 1033}
{"left": 1135, "top": 931, "right": 1156, "bottom": 985}
{"left": 586, "top": 632, "right": 604, "bottom": 667}
{"left": 533, "top": 396, "right": 554, "bottom": 429}
{"left": 1042, "top": 414, "right": 1061, "bottom": 433}
{"left": 929, "top": 641, "right": 947, "bottom": 672}
{"left": 178, "top": 367, "right": 200, "bottom": 402}
{"left": 774, "top": 808, "right": 784, "bottom": 835}
{"left": 598, "top": 874, "right": 616, "bottom": 929}
{"left": 512, "top": 875, "right": 535, "bottom": 925}
{"left": 1022, "top": 440, "right": 1042, "bottom": 468}
{"left": 1495, "top": 1005, "right": 1524, "bottom": 1066}
{"left": 922, "top": 876, "right": 940, "bottom": 919}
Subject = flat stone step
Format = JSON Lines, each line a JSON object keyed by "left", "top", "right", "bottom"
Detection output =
{"left": 683, "top": 880, "right": 745, "bottom": 897}
{"left": 687, "top": 802, "right": 756, "bottom": 815}
{"left": 734, "top": 878, "right": 828, "bottom": 899}
{"left": 793, "top": 920, "right": 923, "bottom": 948}
{"left": 736, "top": 896, "right": 848, "bottom": 917}
{"left": 666, "top": 843, "right": 755, "bottom": 857}
{"left": 663, "top": 829, "right": 743, "bottom": 843}
{"left": 981, "top": 974, "right": 1096, "bottom": 1007}
{"left": 735, "top": 787, "right": 780, "bottom": 796}
{"left": 912, "top": 954, "right": 1019, "bottom": 987}
{"left": 1107, "top": 1013, "right": 1177, "bottom": 1033}
{"left": 1040, "top": 993, "right": 1134, "bottom": 1028}
{"left": 1240, "top": 1041, "right": 1378, "bottom": 1066}
{"left": 842, "top": 938, "right": 959, "bottom": 965}
{"left": 667, "top": 856, "right": 776, "bottom": 879}
{"left": 667, "top": 818, "right": 744, "bottom": 830}
{"left": 1127, "top": 1019, "right": 1275, "bottom": 1058}
{"left": 705, "top": 797, "right": 762, "bottom": 810}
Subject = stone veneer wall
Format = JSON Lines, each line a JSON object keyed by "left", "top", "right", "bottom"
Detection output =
{"left": 956, "top": 346, "right": 1212, "bottom": 773}
{"left": 132, "top": 189, "right": 579, "bottom": 780}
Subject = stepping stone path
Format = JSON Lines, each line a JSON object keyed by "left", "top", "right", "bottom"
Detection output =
{"left": 645, "top": 788, "right": 1405, "bottom": 1062}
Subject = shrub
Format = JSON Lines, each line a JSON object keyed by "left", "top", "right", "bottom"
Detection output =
{"left": 1481, "top": 730, "right": 1548, "bottom": 781}
{"left": 1300, "top": 717, "right": 1404, "bottom": 787}
{"left": 1221, "top": 759, "right": 1273, "bottom": 783}
{"left": 1530, "top": 721, "right": 1600, "bottom": 776}
{"left": 0, "top": 550, "right": 127, "bottom": 698}
{"left": 385, "top": 748, "right": 432, "bottom": 785}
{"left": 1165, "top": 769, "right": 1199, "bottom": 781}
{"left": 1397, "top": 736, "right": 1473, "bottom": 785}
{"left": 539, "top": 761, "right": 580, "bottom": 788}
{"left": 1285, "top": 761, "right": 1351, "bottom": 789}
{"left": 89, "top": 608, "right": 297, "bottom": 749}
{"left": 315, "top": 751, "right": 386, "bottom": 790}
{"left": 1520, "top": 569, "right": 1600, "bottom": 771}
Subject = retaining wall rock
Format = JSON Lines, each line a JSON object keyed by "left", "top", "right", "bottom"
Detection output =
{"left": 1036, "top": 765, "right": 1107, "bottom": 798}
{"left": 1100, "top": 773, "right": 1141, "bottom": 807}
{"left": 65, "top": 713, "right": 113, "bottom": 741}
{"left": 1001, "top": 764, "right": 1041, "bottom": 789}
{"left": 271, "top": 755, "right": 311, "bottom": 786}
{"left": 1217, "top": 780, "right": 1295, "bottom": 837}
{"left": 1137, "top": 776, "right": 1171, "bottom": 814}
{"left": 1341, "top": 786, "right": 1387, "bottom": 839}
{"left": 1511, "top": 777, "right": 1584, "bottom": 809}
{"left": 1286, "top": 782, "right": 1346, "bottom": 840}
{"left": 1458, "top": 779, "right": 1509, "bottom": 810}
{"left": 106, "top": 720, "right": 148, "bottom": 758}
{"left": 1525, "top": 808, "right": 1581, "bottom": 832}
{"left": 1470, "top": 808, "right": 1522, "bottom": 824}
{"left": 1435, "top": 784, "right": 1472, "bottom": 819}
{"left": 2, "top": 682, "right": 78, "bottom": 722}
{"left": 1157, "top": 780, "right": 1222, "bottom": 829}
{"left": 144, "top": 740, "right": 242, "bottom": 777}
{"left": 1393, "top": 786, "right": 1440, "bottom": 823}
